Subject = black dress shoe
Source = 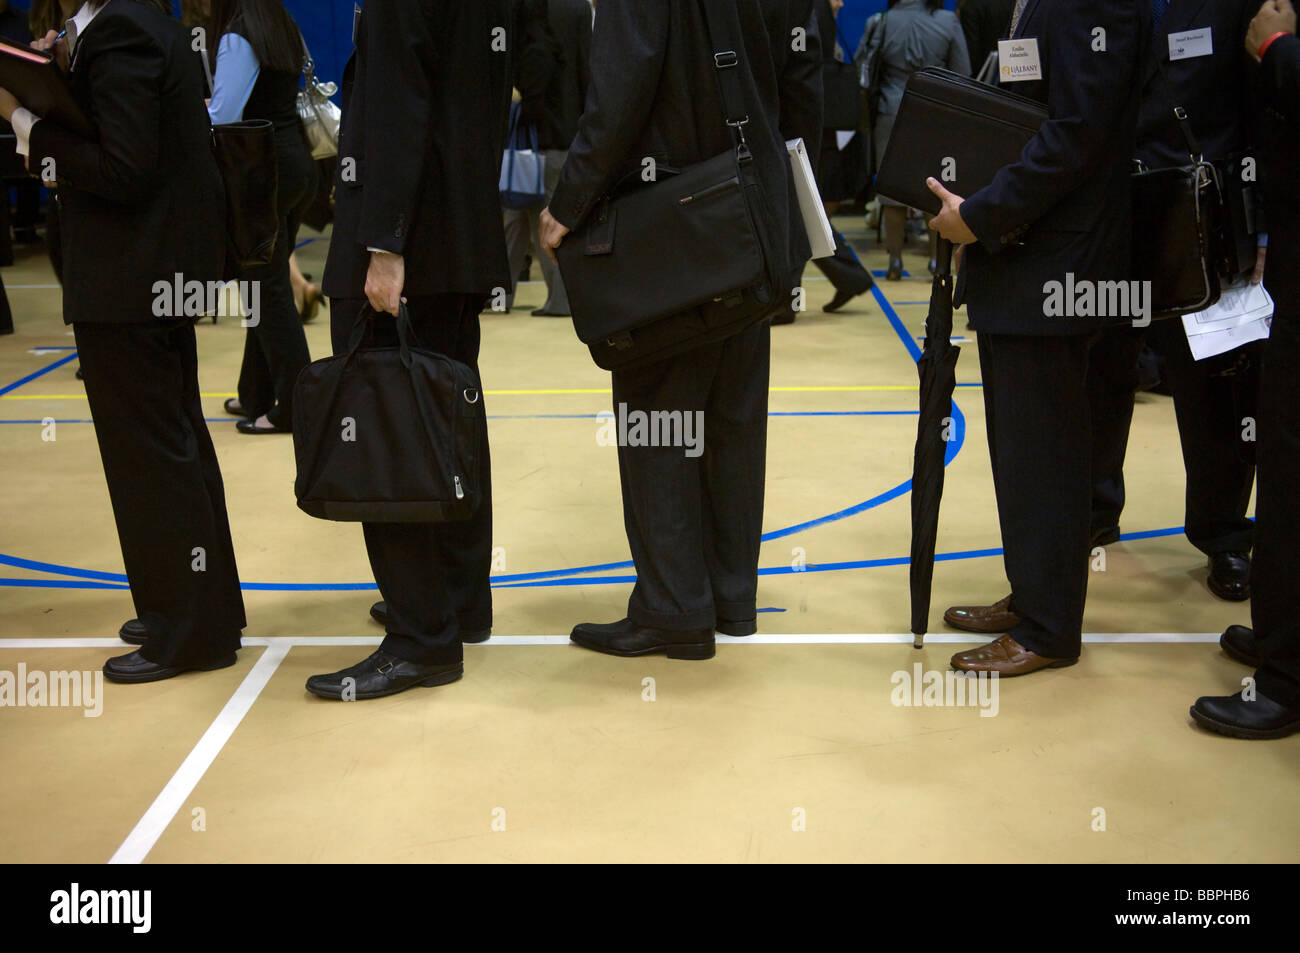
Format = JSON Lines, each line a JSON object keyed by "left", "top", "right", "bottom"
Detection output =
{"left": 368, "top": 601, "right": 490, "bottom": 643}
{"left": 119, "top": 619, "right": 149, "bottom": 645}
{"left": 103, "top": 649, "right": 237, "bottom": 684}
{"left": 1090, "top": 525, "right": 1121, "bottom": 547}
{"left": 1190, "top": 690, "right": 1300, "bottom": 740}
{"left": 236, "top": 417, "right": 290, "bottom": 435}
{"left": 1220, "top": 625, "right": 1260, "bottom": 667}
{"left": 823, "top": 287, "right": 870, "bottom": 313}
{"left": 305, "top": 650, "right": 463, "bottom": 700}
{"left": 771, "top": 310, "right": 796, "bottom": 325}
{"left": 717, "top": 618, "right": 756, "bottom": 637}
{"left": 885, "top": 258, "right": 903, "bottom": 281}
{"left": 570, "top": 618, "right": 715, "bottom": 659}
{"left": 1207, "top": 552, "right": 1251, "bottom": 601}
{"left": 223, "top": 398, "right": 247, "bottom": 418}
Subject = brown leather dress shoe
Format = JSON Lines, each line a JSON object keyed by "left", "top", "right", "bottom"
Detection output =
{"left": 943, "top": 594, "right": 1021, "bottom": 633}
{"left": 950, "top": 634, "right": 1078, "bottom": 677}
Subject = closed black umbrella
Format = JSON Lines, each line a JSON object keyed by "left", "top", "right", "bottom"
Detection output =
{"left": 909, "top": 238, "right": 959, "bottom": 648}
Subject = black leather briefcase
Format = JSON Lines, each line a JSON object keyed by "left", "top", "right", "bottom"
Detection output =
{"left": 875, "top": 68, "right": 1048, "bottom": 214}
{"left": 292, "top": 305, "right": 486, "bottom": 523}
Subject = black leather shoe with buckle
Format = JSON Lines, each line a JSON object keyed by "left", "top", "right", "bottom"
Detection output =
{"left": 305, "top": 650, "right": 463, "bottom": 700}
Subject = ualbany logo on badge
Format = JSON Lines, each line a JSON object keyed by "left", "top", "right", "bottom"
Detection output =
{"left": 997, "top": 38, "right": 1043, "bottom": 82}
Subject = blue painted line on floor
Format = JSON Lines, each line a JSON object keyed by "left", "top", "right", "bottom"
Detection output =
{"left": 0, "top": 352, "right": 78, "bottom": 397}
{"left": 0, "top": 283, "right": 973, "bottom": 591}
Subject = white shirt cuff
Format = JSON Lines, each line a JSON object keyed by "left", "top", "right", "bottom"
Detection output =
{"left": 367, "top": 247, "right": 396, "bottom": 255}
{"left": 11, "top": 108, "right": 39, "bottom": 157}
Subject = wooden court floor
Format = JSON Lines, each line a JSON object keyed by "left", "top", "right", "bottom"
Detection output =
{"left": 1, "top": 221, "right": 1295, "bottom": 864}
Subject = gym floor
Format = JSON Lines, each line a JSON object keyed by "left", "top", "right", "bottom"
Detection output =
{"left": 1, "top": 219, "right": 1295, "bottom": 864}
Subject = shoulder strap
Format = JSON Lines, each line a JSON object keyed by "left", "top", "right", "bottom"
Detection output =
{"left": 1152, "top": 54, "right": 1204, "bottom": 164}
{"left": 696, "top": 0, "right": 753, "bottom": 160}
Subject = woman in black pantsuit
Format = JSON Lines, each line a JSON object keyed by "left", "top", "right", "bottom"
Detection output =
{"left": 0, "top": 0, "right": 245, "bottom": 682}
{"left": 208, "top": 0, "right": 315, "bottom": 434}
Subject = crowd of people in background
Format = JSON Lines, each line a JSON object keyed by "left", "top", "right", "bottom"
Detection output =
{"left": 0, "top": 0, "right": 1296, "bottom": 741}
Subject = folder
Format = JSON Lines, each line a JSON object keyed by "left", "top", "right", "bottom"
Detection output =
{"left": 786, "top": 137, "right": 835, "bottom": 260}
{"left": 0, "top": 36, "right": 93, "bottom": 140}
{"left": 875, "top": 67, "right": 1047, "bottom": 215}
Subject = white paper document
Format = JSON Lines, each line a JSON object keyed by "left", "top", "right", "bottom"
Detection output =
{"left": 1181, "top": 279, "right": 1273, "bottom": 362}
{"left": 786, "top": 138, "right": 836, "bottom": 260}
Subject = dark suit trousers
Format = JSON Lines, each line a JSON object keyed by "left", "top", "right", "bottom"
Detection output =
{"left": 812, "top": 229, "right": 874, "bottom": 297}
{"left": 611, "top": 321, "right": 770, "bottom": 630}
{"left": 1252, "top": 219, "right": 1300, "bottom": 707}
{"left": 1089, "top": 321, "right": 1257, "bottom": 555}
{"left": 73, "top": 319, "right": 245, "bottom": 667}
{"left": 329, "top": 295, "right": 493, "bottom": 665}
{"left": 236, "top": 134, "right": 316, "bottom": 430}
{"left": 979, "top": 331, "right": 1094, "bottom": 659}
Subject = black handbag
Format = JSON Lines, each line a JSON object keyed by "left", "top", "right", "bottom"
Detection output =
{"left": 875, "top": 67, "right": 1048, "bottom": 215}
{"left": 556, "top": 0, "right": 781, "bottom": 372}
{"left": 198, "top": 52, "right": 279, "bottom": 270}
{"left": 1131, "top": 62, "right": 1222, "bottom": 320}
{"left": 822, "top": 25, "right": 861, "bottom": 131}
{"left": 210, "top": 120, "right": 280, "bottom": 270}
{"left": 292, "top": 304, "right": 487, "bottom": 523}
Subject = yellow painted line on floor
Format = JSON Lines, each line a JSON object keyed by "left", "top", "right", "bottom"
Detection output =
{"left": 3, "top": 384, "right": 942, "bottom": 401}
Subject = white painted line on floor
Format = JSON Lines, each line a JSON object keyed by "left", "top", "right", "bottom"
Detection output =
{"left": 107, "top": 642, "right": 290, "bottom": 865}
{"left": 0, "top": 632, "right": 1225, "bottom": 649}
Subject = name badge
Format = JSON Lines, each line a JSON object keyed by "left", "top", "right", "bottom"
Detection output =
{"left": 353, "top": 4, "right": 362, "bottom": 46}
{"left": 1169, "top": 28, "right": 1213, "bottom": 61}
{"left": 997, "top": 38, "right": 1043, "bottom": 83}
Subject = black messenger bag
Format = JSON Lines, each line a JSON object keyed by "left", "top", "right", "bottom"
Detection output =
{"left": 1131, "top": 62, "right": 1223, "bottom": 320}
{"left": 556, "top": 0, "right": 782, "bottom": 371}
{"left": 292, "top": 304, "right": 487, "bottom": 523}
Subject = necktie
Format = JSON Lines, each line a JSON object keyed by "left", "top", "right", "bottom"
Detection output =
{"left": 1153, "top": 0, "right": 1170, "bottom": 28}
{"left": 64, "top": 17, "right": 79, "bottom": 59}
{"left": 1008, "top": 0, "right": 1026, "bottom": 38}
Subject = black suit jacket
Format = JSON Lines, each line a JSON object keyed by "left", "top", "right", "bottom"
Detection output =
{"left": 1257, "top": 34, "right": 1300, "bottom": 216}
{"left": 516, "top": 0, "right": 593, "bottom": 151}
{"left": 956, "top": 0, "right": 1015, "bottom": 71}
{"left": 549, "top": 0, "right": 823, "bottom": 285}
{"left": 29, "top": 0, "right": 224, "bottom": 326}
{"left": 323, "top": 0, "right": 513, "bottom": 299}
{"left": 957, "top": 0, "right": 1145, "bottom": 336}
{"left": 1137, "top": 0, "right": 1257, "bottom": 169}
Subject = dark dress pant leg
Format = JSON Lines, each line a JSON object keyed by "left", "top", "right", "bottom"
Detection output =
{"left": 1150, "top": 318, "right": 1258, "bottom": 556}
{"left": 74, "top": 319, "right": 245, "bottom": 667}
{"left": 1252, "top": 222, "right": 1300, "bottom": 706}
{"left": 238, "top": 140, "right": 315, "bottom": 429}
{"left": 1086, "top": 322, "right": 1144, "bottom": 538}
{"left": 979, "top": 330, "right": 1094, "bottom": 659}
